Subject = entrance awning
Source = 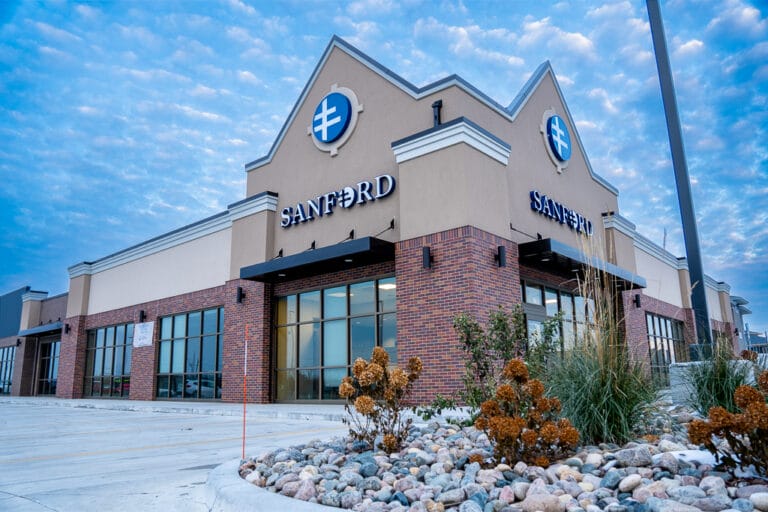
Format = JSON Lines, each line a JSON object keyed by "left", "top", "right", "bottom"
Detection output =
{"left": 18, "top": 321, "right": 63, "bottom": 337}
{"left": 240, "top": 237, "right": 395, "bottom": 283}
{"left": 519, "top": 238, "right": 646, "bottom": 290}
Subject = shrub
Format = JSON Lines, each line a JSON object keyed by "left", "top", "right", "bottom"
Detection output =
{"left": 546, "top": 261, "right": 657, "bottom": 445}
{"left": 452, "top": 305, "right": 560, "bottom": 414}
{"left": 685, "top": 336, "right": 753, "bottom": 415}
{"left": 475, "top": 358, "right": 579, "bottom": 467}
{"left": 688, "top": 370, "right": 768, "bottom": 475}
{"left": 339, "top": 347, "right": 422, "bottom": 452}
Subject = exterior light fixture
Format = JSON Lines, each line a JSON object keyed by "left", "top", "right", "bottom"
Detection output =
{"left": 422, "top": 247, "right": 434, "bottom": 269}
{"left": 236, "top": 287, "right": 245, "bottom": 304}
{"left": 139, "top": 310, "right": 147, "bottom": 322}
{"left": 494, "top": 246, "right": 506, "bottom": 267}
{"left": 633, "top": 294, "right": 642, "bottom": 308}
{"left": 431, "top": 99, "right": 443, "bottom": 127}
{"left": 16, "top": 338, "right": 22, "bottom": 347}
{"left": 64, "top": 323, "right": 71, "bottom": 334}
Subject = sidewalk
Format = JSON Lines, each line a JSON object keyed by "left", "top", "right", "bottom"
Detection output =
{"left": 0, "top": 395, "right": 347, "bottom": 421}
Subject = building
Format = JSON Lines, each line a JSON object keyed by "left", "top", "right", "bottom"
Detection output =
{"left": 1, "top": 37, "right": 752, "bottom": 402}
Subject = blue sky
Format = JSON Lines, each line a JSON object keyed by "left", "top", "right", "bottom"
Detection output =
{"left": 0, "top": 1, "right": 766, "bottom": 334}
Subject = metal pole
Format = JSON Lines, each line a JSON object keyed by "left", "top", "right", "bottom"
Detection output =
{"left": 646, "top": 0, "right": 712, "bottom": 345}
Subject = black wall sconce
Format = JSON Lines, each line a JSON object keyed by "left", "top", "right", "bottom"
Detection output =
{"left": 432, "top": 99, "right": 443, "bottom": 127}
{"left": 139, "top": 310, "right": 147, "bottom": 322}
{"left": 236, "top": 286, "right": 246, "bottom": 304}
{"left": 16, "top": 338, "right": 22, "bottom": 347}
{"left": 494, "top": 246, "right": 506, "bottom": 267}
{"left": 64, "top": 323, "right": 71, "bottom": 334}
{"left": 422, "top": 246, "right": 434, "bottom": 269}
{"left": 633, "top": 294, "right": 642, "bottom": 308}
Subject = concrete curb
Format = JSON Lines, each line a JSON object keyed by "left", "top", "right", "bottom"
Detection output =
{"left": 206, "top": 458, "right": 339, "bottom": 511}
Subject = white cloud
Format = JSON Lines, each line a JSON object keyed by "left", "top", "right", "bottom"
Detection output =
{"left": 586, "top": 1, "right": 634, "bottom": 19}
{"left": 413, "top": 18, "right": 523, "bottom": 67}
{"left": 237, "top": 70, "right": 262, "bottom": 86}
{"left": 75, "top": 4, "right": 100, "bottom": 20}
{"left": 674, "top": 39, "right": 704, "bottom": 57}
{"left": 226, "top": 0, "right": 258, "bottom": 16}
{"left": 76, "top": 106, "right": 101, "bottom": 116}
{"left": 519, "top": 17, "right": 596, "bottom": 59}
{"left": 33, "top": 21, "right": 82, "bottom": 43}
{"left": 707, "top": 0, "right": 767, "bottom": 38}
{"left": 348, "top": 0, "right": 396, "bottom": 17}
{"left": 588, "top": 88, "right": 619, "bottom": 114}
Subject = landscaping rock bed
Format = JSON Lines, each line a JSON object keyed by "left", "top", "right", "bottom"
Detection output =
{"left": 239, "top": 403, "right": 767, "bottom": 512}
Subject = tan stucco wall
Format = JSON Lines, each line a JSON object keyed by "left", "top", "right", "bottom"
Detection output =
{"left": 246, "top": 48, "right": 620, "bottom": 260}
{"left": 19, "top": 300, "right": 42, "bottom": 331}
{"left": 677, "top": 268, "right": 692, "bottom": 309}
{"left": 705, "top": 285, "right": 723, "bottom": 323}
{"left": 635, "top": 249, "right": 684, "bottom": 308}
{"left": 87, "top": 229, "right": 232, "bottom": 315}
{"left": 66, "top": 275, "right": 91, "bottom": 318}
{"left": 229, "top": 211, "right": 274, "bottom": 278}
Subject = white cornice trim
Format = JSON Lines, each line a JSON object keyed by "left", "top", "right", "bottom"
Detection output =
{"left": 68, "top": 194, "right": 277, "bottom": 278}
{"left": 705, "top": 275, "right": 730, "bottom": 293}
{"left": 22, "top": 291, "right": 49, "bottom": 302}
{"left": 602, "top": 213, "right": 637, "bottom": 239}
{"left": 392, "top": 121, "right": 510, "bottom": 166}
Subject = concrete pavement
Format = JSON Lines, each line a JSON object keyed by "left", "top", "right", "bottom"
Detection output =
{"left": 0, "top": 397, "right": 348, "bottom": 511}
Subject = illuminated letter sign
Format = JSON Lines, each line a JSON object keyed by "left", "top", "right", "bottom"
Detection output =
{"left": 281, "top": 174, "right": 396, "bottom": 229}
{"left": 529, "top": 190, "right": 593, "bottom": 237}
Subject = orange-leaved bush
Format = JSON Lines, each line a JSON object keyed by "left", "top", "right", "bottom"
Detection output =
{"left": 687, "top": 369, "right": 768, "bottom": 475}
{"left": 475, "top": 358, "right": 579, "bottom": 467}
{"left": 340, "top": 347, "right": 422, "bottom": 453}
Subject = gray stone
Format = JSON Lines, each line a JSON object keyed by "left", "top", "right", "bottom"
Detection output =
{"left": 601, "top": 470, "right": 623, "bottom": 490}
{"left": 279, "top": 480, "right": 301, "bottom": 497}
{"left": 360, "top": 476, "right": 382, "bottom": 491}
{"left": 615, "top": 446, "right": 653, "bottom": 467}
{"left": 373, "top": 487, "right": 393, "bottom": 502}
{"left": 274, "top": 472, "right": 299, "bottom": 490}
{"left": 700, "top": 476, "right": 727, "bottom": 496}
{"left": 732, "top": 498, "right": 755, "bottom": 512}
{"left": 738, "top": 487, "right": 768, "bottom": 500}
{"left": 391, "top": 490, "right": 409, "bottom": 506}
{"left": 340, "top": 489, "right": 363, "bottom": 508}
{"left": 692, "top": 494, "right": 733, "bottom": 511}
{"left": 619, "top": 474, "right": 643, "bottom": 493}
{"left": 460, "top": 500, "right": 484, "bottom": 512}
{"left": 438, "top": 488, "right": 466, "bottom": 505}
{"left": 655, "top": 453, "right": 679, "bottom": 473}
{"left": 321, "top": 490, "right": 342, "bottom": 507}
{"left": 667, "top": 485, "right": 707, "bottom": 504}
{"left": 513, "top": 482, "right": 530, "bottom": 501}
{"left": 751, "top": 493, "right": 768, "bottom": 512}
{"left": 360, "top": 461, "right": 379, "bottom": 478}
{"left": 520, "top": 494, "right": 566, "bottom": 512}
{"left": 463, "top": 462, "right": 481, "bottom": 486}
{"left": 293, "top": 479, "right": 317, "bottom": 501}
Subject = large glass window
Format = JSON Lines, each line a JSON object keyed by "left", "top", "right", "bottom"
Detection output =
{"left": 0, "top": 346, "right": 15, "bottom": 395}
{"left": 36, "top": 338, "right": 60, "bottom": 396}
{"left": 85, "top": 323, "right": 133, "bottom": 398}
{"left": 156, "top": 307, "right": 223, "bottom": 400}
{"left": 521, "top": 280, "right": 595, "bottom": 351}
{"left": 647, "top": 313, "right": 687, "bottom": 386}
{"left": 275, "top": 277, "right": 396, "bottom": 401}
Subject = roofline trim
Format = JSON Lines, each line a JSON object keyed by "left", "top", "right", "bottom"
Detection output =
{"left": 392, "top": 117, "right": 510, "bottom": 166}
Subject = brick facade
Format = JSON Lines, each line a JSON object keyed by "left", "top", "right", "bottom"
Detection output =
{"left": 396, "top": 226, "right": 521, "bottom": 403}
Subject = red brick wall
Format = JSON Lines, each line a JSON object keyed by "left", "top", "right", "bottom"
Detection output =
{"left": 396, "top": 226, "right": 521, "bottom": 403}
{"left": 60, "top": 285, "right": 229, "bottom": 400}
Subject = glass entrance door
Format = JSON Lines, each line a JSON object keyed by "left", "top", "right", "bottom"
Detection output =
{"left": 36, "top": 339, "right": 60, "bottom": 395}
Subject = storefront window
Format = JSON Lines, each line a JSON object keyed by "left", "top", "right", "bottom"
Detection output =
{"left": 84, "top": 323, "right": 133, "bottom": 398}
{"left": 156, "top": 307, "right": 224, "bottom": 400}
{"left": 0, "top": 346, "right": 15, "bottom": 395}
{"left": 37, "top": 337, "right": 60, "bottom": 396}
{"left": 647, "top": 313, "right": 687, "bottom": 386}
{"left": 521, "top": 280, "right": 595, "bottom": 352}
{"left": 275, "top": 277, "right": 396, "bottom": 401}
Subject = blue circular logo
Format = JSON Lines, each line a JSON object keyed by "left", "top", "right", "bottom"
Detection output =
{"left": 312, "top": 92, "right": 351, "bottom": 144}
{"left": 546, "top": 115, "right": 571, "bottom": 162}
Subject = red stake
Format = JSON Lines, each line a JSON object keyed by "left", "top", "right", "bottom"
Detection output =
{"left": 242, "top": 324, "right": 249, "bottom": 460}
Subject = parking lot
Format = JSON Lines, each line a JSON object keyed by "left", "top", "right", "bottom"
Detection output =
{"left": 0, "top": 398, "right": 347, "bottom": 511}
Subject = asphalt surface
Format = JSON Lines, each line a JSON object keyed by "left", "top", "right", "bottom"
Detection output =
{"left": 0, "top": 397, "right": 348, "bottom": 512}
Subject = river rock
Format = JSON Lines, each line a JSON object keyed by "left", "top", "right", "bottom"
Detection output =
{"left": 521, "top": 494, "right": 566, "bottom": 512}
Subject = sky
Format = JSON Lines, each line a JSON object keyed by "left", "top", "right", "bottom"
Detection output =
{"left": 0, "top": 0, "right": 766, "bottom": 334}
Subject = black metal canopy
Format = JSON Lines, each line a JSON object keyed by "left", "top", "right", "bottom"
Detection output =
{"left": 240, "top": 237, "right": 395, "bottom": 283}
{"left": 519, "top": 238, "right": 646, "bottom": 291}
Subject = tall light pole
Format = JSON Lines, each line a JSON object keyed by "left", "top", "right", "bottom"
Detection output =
{"left": 646, "top": 0, "right": 712, "bottom": 346}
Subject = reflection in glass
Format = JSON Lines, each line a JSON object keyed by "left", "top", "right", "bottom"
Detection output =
{"left": 159, "top": 341, "right": 170, "bottom": 373}
{"left": 300, "top": 291, "right": 321, "bottom": 322}
{"left": 276, "top": 371, "right": 295, "bottom": 401}
{"left": 350, "top": 281, "right": 375, "bottom": 315}
{"left": 323, "top": 286, "right": 347, "bottom": 318}
{"left": 172, "top": 339, "right": 185, "bottom": 373}
{"left": 351, "top": 316, "right": 375, "bottom": 362}
{"left": 323, "top": 320, "right": 347, "bottom": 367}
{"left": 188, "top": 311, "right": 202, "bottom": 337}
{"left": 525, "top": 284, "right": 543, "bottom": 305}
{"left": 276, "top": 327, "right": 296, "bottom": 369}
{"left": 299, "top": 323, "right": 320, "bottom": 367}
{"left": 323, "top": 368, "right": 346, "bottom": 399}
{"left": 298, "top": 369, "right": 319, "bottom": 399}
{"left": 202, "top": 335, "right": 217, "bottom": 372}
{"left": 187, "top": 337, "right": 201, "bottom": 373}
{"left": 378, "top": 278, "right": 396, "bottom": 311}
{"left": 379, "top": 313, "right": 397, "bottom": 364}
{"left": 203, "top": 309, "right": 218, "bottom": 335}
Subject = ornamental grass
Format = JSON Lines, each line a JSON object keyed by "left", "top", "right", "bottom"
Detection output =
{"left": 688, "top": 369, "right": 768, "bottom": 475}
{"left": 339, "top": 347, "right": 422, "bottom": 453}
